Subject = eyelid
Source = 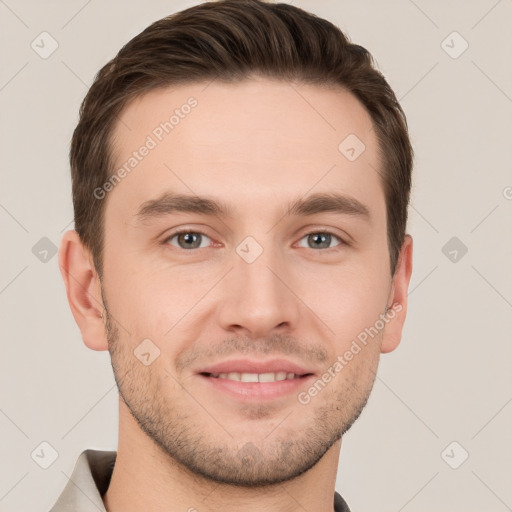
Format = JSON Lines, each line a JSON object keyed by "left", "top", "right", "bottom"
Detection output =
{"left": 162, "top": 227, "right": 216, "bottom": 248}
{"left": 296, "top": 225, "right": 351, "bottom": 245}
{"left": 295, "top": 230, "right": 347, "bottom": 250}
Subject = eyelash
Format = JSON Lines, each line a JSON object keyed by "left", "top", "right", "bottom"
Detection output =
{"left": 163, "top": 229, "right": 348, "bottom": 251}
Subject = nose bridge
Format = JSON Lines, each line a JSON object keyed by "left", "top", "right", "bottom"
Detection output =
{"left": 218, "top": 234, "right": 300, "bottom": 337}
{"left": 239, "top": 240, "right": 281, "bottom": 299}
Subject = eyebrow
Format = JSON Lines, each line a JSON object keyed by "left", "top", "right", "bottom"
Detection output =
{"left": 135, "top": 191, "right": 371, "bottom": 223}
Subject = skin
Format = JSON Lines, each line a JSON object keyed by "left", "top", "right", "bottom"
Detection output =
{"left": 59, "top": 76, "right": 413, "bottom": 512}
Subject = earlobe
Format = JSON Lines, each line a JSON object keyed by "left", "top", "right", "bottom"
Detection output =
{"left": 380, "top": 234, "right": 413, "bottom": 354}
{"left": 58, "top": 230, "right": 109, "bottom": 351}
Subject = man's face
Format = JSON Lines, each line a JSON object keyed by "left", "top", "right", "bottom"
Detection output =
{"left": 101, "top": 78, "right": 395, "bottom": 485}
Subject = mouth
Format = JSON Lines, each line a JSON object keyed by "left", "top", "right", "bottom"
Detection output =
{"left": 200, "top": 371, "right": 312, "bottom": 382}
{"left": 195, "top": 359, "right": 316, "bottom": 401}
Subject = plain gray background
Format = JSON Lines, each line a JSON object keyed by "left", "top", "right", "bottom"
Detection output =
{"left": 1, "top": 1, "right": 511, "bottom": 511}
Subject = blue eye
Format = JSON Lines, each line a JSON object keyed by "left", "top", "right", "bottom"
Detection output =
{"left": 164, "top": 230, "right": 346, "bottom": 252}
{"left": 166, "top": 230, "right": 212, "bottom": 250}
{"left": 297, "top": 232, "right": 344, "bottom": 250}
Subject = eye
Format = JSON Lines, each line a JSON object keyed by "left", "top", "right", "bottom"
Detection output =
{"left": 296, "top": 231, "right": 345, "bottom": 250}
{"left": 163, "top": 229, "right": 347, "bottom": 252}
{"left": 165, "top": 230, "right": 212, "bottom": 250}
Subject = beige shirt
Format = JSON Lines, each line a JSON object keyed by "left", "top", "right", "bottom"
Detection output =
{"left": 49, "top": 449, "right": 351, "bottom": 511}
{"left": 49, "top": 450, "right": 115, "bottom": 512}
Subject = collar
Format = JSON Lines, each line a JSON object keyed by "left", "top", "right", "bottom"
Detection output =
{"left": 49, "top": 449, "right": 115, "bottom": 512}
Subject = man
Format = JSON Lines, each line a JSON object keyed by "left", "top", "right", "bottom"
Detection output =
{"left": 53, "top": 0, "right": 413, "bottom": 510}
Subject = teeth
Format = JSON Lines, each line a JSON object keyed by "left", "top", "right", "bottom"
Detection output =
{"left": 241, "top": 373, "right": 258, "bottom": 382}
{"left": 211, "top": 372, "right": 298, "bottom": 382}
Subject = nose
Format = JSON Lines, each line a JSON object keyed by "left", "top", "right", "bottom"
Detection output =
{"left": 217, "top": 244, "right": 302, "bottom": 339}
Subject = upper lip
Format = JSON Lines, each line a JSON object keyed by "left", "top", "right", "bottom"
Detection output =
{"left": 196, "top": 358, "right": 315, "bottom": 376}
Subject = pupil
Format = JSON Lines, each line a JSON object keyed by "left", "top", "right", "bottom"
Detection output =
{"left": 310, "top": 233, "right": 329, "bottom": 249}
{"left": 181, "top": 233, "right": 199, "bottom": 248}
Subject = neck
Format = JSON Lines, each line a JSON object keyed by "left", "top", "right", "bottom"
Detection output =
{"left": 103, "top": 400, "right": 341, "bottom": 512}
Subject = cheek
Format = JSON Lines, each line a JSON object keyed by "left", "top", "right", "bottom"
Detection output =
{"left": 300, "top": 259, "right": 390, "bottom": 344}
{"left": 102, "top": 255, "right": 160, "bottom": 339}
{"left": 105, "top": 257, "right": 211, "bottom": 342}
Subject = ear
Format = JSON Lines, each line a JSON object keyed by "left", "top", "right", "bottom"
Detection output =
{"left": 58, "top": 230, "right": 108, "bottom": 351}
{"left": 381, "top": 234, "right": 413, "bottom": 354}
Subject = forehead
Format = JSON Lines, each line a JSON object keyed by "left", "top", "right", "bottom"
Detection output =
{"left": 107, "top": 77, "right": 384, "bottom": 225}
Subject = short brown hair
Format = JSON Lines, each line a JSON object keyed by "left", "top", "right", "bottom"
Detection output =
{"left": 70, "top": 0, "right": 413, "bottom": 278}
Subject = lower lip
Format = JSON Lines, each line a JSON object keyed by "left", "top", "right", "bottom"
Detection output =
{"left": 198, "top": 374, "right": 315, "bottom": 402}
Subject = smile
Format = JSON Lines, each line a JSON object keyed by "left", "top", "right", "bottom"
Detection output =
{"left": 205, "top": 371, "right": 302, "bottom": 382}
